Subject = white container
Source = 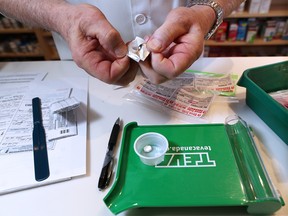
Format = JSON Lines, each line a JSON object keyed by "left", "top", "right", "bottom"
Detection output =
{"left": 235, "top": 1, "right": 246, "bottom": 13}
{"left": 259, "top": 0, "right": 272, "bottom": 14}
{"left": 248, "top": 0, "right": 261, "bottom": 14}
{"left": 134, "top": 132, "right": 168, "bottom": 166}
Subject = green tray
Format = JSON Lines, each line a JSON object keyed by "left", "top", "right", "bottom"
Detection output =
{"left": 104, "top": 118, "right": 284, "bottom": 214}
{"left": 238, "top": 61, "right": 288, "bottom": 144}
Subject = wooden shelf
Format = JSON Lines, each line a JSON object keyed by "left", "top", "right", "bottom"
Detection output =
{"left": 0, "top": 52, "right": 43, "bottom": 58}
{"left": 0, "top": 14, "right": 59, "bottom": 60}
{"left": 0, "top": 28, "right": 35, "bottom": 34}
{"left": 205, "top": 1, "right": 288, "bottom": 56}
{"left": 205, "top": 39, "right": 288, "bottom": 47}
{"left": 42, "top": 31, "right": 53, "bottom": 37}
{"left": 0, "top": 26, "right": 59, "bottom": 60}
{"left": 228, "top": 9, "right": 288, "bottom": 18}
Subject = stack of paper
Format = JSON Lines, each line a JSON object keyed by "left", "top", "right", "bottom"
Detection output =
{"left": 0, "top": 72, "right": 88, "bottom": 194}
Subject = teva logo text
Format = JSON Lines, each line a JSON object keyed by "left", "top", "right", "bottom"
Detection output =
{"left": 155, "top": 151, "right": 216, "bottom": 168}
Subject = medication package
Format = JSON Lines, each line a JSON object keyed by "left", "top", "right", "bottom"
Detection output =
{"left": 269, "top": 90, "right": 288, "bottom": 109}
{"left": 125, "top": 70, "right": 237, "bottom": 122}
{"left": 127, "top": 37, "right": 150, "bottom": 62}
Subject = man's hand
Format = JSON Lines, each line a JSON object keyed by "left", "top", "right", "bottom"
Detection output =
{"left": 60, "top": 4, "right": 138, "bottom": 85}
{"left": 141, "top": 6, "right": 215, "bottom": 84}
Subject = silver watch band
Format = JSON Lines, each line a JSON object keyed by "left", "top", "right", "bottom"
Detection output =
{"left": 187, "top": 0, "right": 224, "bottom": 40}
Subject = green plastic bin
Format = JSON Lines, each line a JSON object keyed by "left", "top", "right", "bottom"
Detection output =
{"left": 237, "top": 61, "right": 288, "bottom": 144}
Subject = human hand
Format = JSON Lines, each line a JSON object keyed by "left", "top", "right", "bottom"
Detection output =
{"left": 140, "top": 6, "right": 215, "bottom": 84}
{"left": 58, "top": 4, "right": 138, "bottom": 85}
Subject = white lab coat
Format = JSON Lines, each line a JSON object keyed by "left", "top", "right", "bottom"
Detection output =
{"left": 53, "top": 0, "right": 187, "bottom": 59}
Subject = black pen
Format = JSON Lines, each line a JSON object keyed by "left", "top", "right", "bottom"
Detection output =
{"left": 98, "top": 117, "right": 121, "bottom": 190}
{"left": 32, "top": 97, "right": 50, "bottom": 181}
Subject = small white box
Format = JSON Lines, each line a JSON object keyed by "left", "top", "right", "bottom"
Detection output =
{"left": 236, "top": 2, "right": 246, "bottom": 13}
{"left": 259, "top": 0, "right": 272, "bottom": 13}
{"left": 249, "top": 0, "right": 261, "bottom": 14}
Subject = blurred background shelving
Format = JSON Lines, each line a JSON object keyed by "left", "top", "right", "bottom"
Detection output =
{"left": 0, "top": 15, "right": 59, "bottom": 62}
{"left": 0, "top": 0, "right": 287, "bottom": 61}
{"left": 204, "top": 0, "right": 288, "bottom": 57}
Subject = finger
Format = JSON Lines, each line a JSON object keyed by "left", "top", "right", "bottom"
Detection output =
{"left": 73, "top": 42, "right": 131, "bottom": 84}
{"left": 77, "top": 5, "right": 127, "bottom": 58}
{"left": 92, "top": 26, "right": 127, "bottom": 59}
{"left": 146, "top": 8, "right": 190, "bottom": 52}
{"left": 150, "top": 35, "right": 204, "bottom": 78}
{"left": 115, "top": 61, "right": 139, "bottom": 86}
{"left": 139, "top": 58, "right": 169, "bottom": 84}
{"left": 88, "top": 55, "right": 131, "bottom": 84}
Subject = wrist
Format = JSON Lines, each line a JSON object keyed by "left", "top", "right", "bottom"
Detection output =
{"left": 48, "top": 2, "right": 73, "bottom": 38}
{"left": 188, "top": 5, "right": 216, "bottom": 38}
{"left": 190, "top": 4, "right": 216, "bottom": 20}
{"left": 187, "top": 0, "right": 224, "bottom": 40}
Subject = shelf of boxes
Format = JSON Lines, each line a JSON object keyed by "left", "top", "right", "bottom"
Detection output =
{"left": 206, "top": 38, "right": 288, "bottom": 46}
{"left": 228, "top": 9, "right": 288, "bottom": 18}
{"left": 0, "top": 15, "right": 59, "bottom": 61}
{"left": 204, "top": 0, "right": 288, "bottom": 56}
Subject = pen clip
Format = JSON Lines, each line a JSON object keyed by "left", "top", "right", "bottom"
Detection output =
{"left": 108, "top": 118, "right": 120, "bottom": 150}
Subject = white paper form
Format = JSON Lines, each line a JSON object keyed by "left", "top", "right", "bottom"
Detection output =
{"left": 0, "top": 86, "right": 72, "bottom": 154}
{"left": 0, "top": 76, "right": 88, "bottom": 195}
{"left": 0, "top": 71, "right": 46, "bottom": 87}
{"left": 48, "top": 97, "right": 80, "bottom": 141}
{"left": 0, "top": 72, "right": 47, "bottom": 147}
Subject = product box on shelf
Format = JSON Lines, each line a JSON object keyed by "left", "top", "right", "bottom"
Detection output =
{"left": 236, "top": 1, "right": 246, "bottom": 13}
{"left": 259, "top": 0, "right": 272, "bottom": 14}
{"left": 214, "top": 21, "right": 228, "bottom": 42}
{"left": 274, "top": 20, "right": 286, "bottom": 39}
{"left": 246, "top": 18, "right": 258, "bottom": 43}
{"left": 263, "top": 20, "right": 277, "bottom": 41}
{"left": 248, "top": 0, "right": 262, "bottom": 14}
{"left": 282, "top": 20, "right": 288, "bottom": 40}
{"left": 236, "top": 19, "right": 248, "bottom": 41}
{"left": 228, "top": 22, "right": 238, "bottom": 41}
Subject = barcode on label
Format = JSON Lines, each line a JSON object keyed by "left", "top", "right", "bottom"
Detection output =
{"left": 60, "top": 129, "right": 70, "bottom": 134}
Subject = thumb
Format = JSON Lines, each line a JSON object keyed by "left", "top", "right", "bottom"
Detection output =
{"left": 83, "top": 13, "right": 127, "bottom": 58}
{"left": 146, "top": 26, "right": 173, "bottom": 53}
{"left": 146, "top": 8, "right": 191, "bottom": 53}
{"left": 147, "top": 23, "right": 186, "bottom": 53}
{"left": 98, "top": 27, "right": 127, "bottom": 58}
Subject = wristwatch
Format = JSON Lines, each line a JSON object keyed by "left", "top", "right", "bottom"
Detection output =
{"left": 187, "top": 0, "right": 224, "bottom": 40}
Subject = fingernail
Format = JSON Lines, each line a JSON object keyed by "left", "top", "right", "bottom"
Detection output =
{"left": 115, "top": 45, "right": 127, "bottom": 58}
{"left": 148, "top": 38, "right": 162, "bottom": 51}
